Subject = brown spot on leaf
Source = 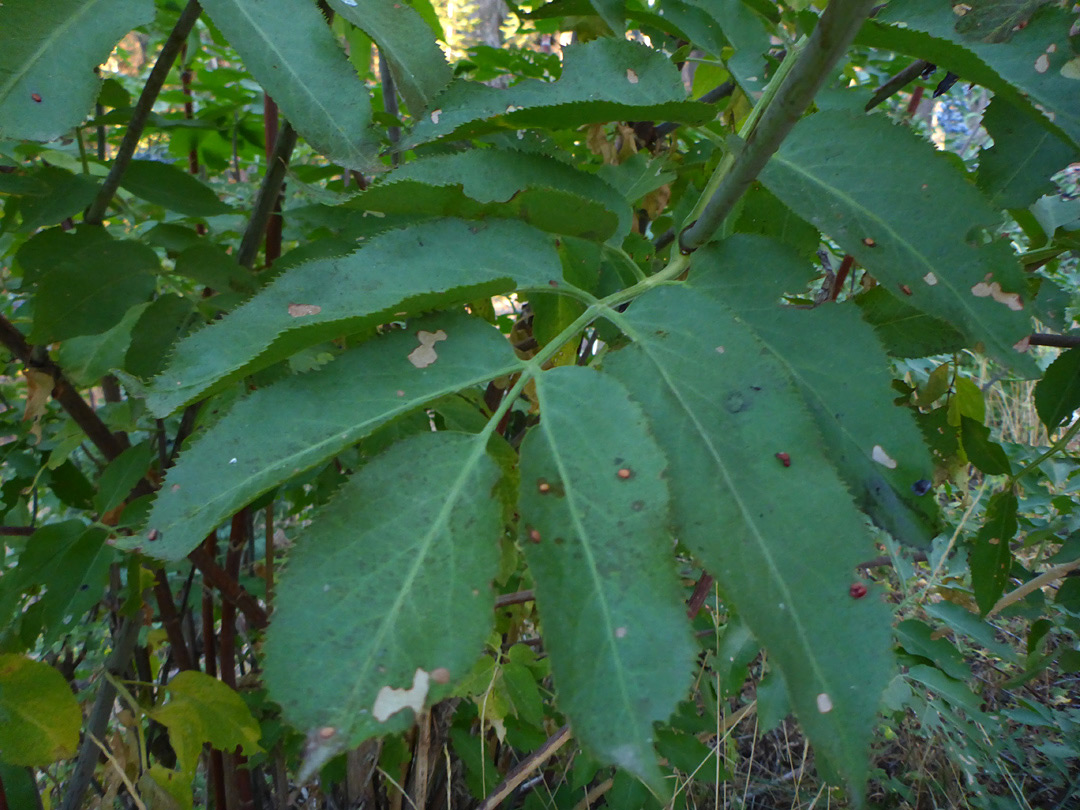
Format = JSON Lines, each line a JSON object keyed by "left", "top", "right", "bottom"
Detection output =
{"left": 31, "top": 93, "right": 42, "bottom": 102}
{"left": 431, "top": 667, "right": 451, "bottom": 684}
{"left": 899, "top": 284, "right": 913, "bottom": 296}
{"left": 528, "top": 528, "right": 542, "bottom": 543}
{"left": 318, "top": 727, "right": 336, "bottom": 740}
{"left": 627, "top": 69, "right": 639, "bottom": 84}
{"left": 288, "top": 303, "right": 321, "bottom": 317}
{"left": 862, "top": 237, "right": 876, "bottom": 247}
{"left": 407, "top": 329, "right": 448, "bottom": 368}
{"left": 616, "top": 468, "right": 632, "bottom": 479}
{"left": 537, "top": 480, "right": 551, "bottom": 494}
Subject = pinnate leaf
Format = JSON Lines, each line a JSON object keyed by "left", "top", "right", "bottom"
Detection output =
{"left": 519, "top": 366, "right": 695, "bottom": 793}
{"left": 0, "top": 654, "right": 81, "bottom": 766}
{"left": 603, "top": 284, "right": 893, "bottom": 801}
{"left": 146, "top": 219, "right": 565, "bottom": 417}
{"left": 264, "top": 432, "right": 504, "bottom": 774}
{"left": 139, "top": 312, "right": 521, "bottom": 561}
{"left": 760, "top": 110, "right": 1036, "bottom": 376}
{"left": 404, "top": 38, "right": 714, "bottom": 148}
{"left": 0, "top": 0, "right": 154, "bottom": 142}
{"left": 120, "top": 159, "right": 231, "bottom": 217}
{"left": 198, "top": 0, "right": 377, "bottom": 169}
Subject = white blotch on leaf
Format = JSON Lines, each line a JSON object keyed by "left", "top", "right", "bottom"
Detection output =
{"left": 430, "top": 109, "right": 441, "bottom": 124}
{"left": 615, "top": 626, "right": 628, "bottom": 638}
{"left": 1061, "top": 57, "right": 1080, "bottom": 80}
{"left": 1014, "top": 336, "right": 1031, "bottom": 353}
{"left": 817, "top": 693, "right": 833, "bottom": 713}
{"left": 373, "top": 668, "right": 431, "bottom": 722}
{"left": 229, "top": 458, "right": 237, "bottom": 464}
{"left": 871, "top": 445, "right": 897, "bottom": 469}
{"left": 288, "top": 303, "right": 322, "bottom": 317}
{"left": 407, "top": 329, "right": 448, "bottom": 368}
{"left": 715, "top": 346, "right": 725, "bottom": 354}
{"left": 627, "top": 69, "right": 639, "bottom": 84}
{"left": 1035, "top": 53, "right": 1050, "bottom": 73}
{"left": 341, "top": 0, "right": 358, "bottom": 5}
{"left": 971, "top": 280, "right": 1023, "bottom": 311}
{"left": 922, "top": 272, "right": 938, "bottom": 286}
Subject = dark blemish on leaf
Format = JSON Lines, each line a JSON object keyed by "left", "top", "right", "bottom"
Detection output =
{"left": 528, "top": 528, "right": 542, "bottom": 543}
{"left": 548, "top": 279, "right": 559, "bottom": 287}
{"left": 617, "top": 468, "right": 632, "bottom": 479}
{"left": 724, "top": 392, "right": 747, "bottom": 413}
{"left": 613, "top": 457, "right": 624, "bottom": 465}
{"left": 750, "top": 385, "right": 762, "bottom": 392}
{"left": 912, "top": 479, "right": 932, "bottom": 496}
{"left": 631, "top": 500, "right": 644, "bottom": 512}
{"left": 147, "top": 529, "right": 160, "bottom": 541}
{"left": 775, "top": 452, "right": 791, "bottom": 467}
{"left": 849, "top": 583, "right": 868, "bottom": 599}
{"left": 899, "top": 284, "right": 913, "bottom": 296}
{"left": 554, "top": 537, "right": 565, "bottom": 545}
{"left": 80, "top": 584, "right": 89, "bottom": 591}
{"left": 31, "top": 93, "right": 42, "bottom": 102}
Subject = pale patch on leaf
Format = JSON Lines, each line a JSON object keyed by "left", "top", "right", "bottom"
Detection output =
{"left": 1061, "top": 57, "right": 1080, "bottom": 79}
{"left": 430, "top": 109, "right": 441, "bottom": 124}
{"left": 871, "top": 445, "right": 898, "bottom": 469}
{"left": 923, "top": 272, "right": 938, "bottom": 286}
{"left": 407, "top": 329, "right": 448, "bottom": 368}
{"left": 22, "top": 369, "right": 54, "bottom": 442}
{"left": 1035, "top": 53, "right": 1050, "bottom": 73}
{"left": 288, "top": 303, "right": 322, "bottom": 317}
{"left": 372, "top": 668, "right": 431, "bottom": 722}
{"left": 1013, "top": 336, "right": 1031, "bottom": 352}
{"left": 817, "top": 693, "right": 833, "bottom": 713}
{"left": 971, "top": 280, "right": 1023, "bottom": 311}
{"left": 626, "top": 69, "right": 639, "bottom": 84}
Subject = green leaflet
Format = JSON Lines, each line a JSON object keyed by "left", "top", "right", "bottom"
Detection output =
{"left": 403, "top": 38, "right": 714, "bottom": 149}
{"left": 0, "top": 0, "right": 154, "bottom": 142}
{"left": 854, "top": 287, "right": 966, "bottom": 359}
{"left": 145, "top": 218, "right": 565, "bottom": 417}
{"left": 138, "top": 311, "right": 521, "bottom": 561}
{"left": 759, "top": 110, "right": 1037, "bottom": 377}
{"left": 1034, "top": 346, "right": 1080, "bottom": 432}
{"left": 970, "top": 491, "right": 1018, "bottom": 616}
{"left": 198, "top": 0, "right": 377, "bottom": 170}
{"left": 519, "top": 366, "right": 695, "bottom": 794}
{"left": 263, "top": 432, "right": 504, "bottom": 774}
{"left": 692, "top": 235, "right": 939, "bottom": 546}
{"left": 351, "top": 149, "right": 632, "bottom": 244}
{"left": 119, "top": 160, "right": 231, "bottom": 217}
{"left": 860, "top": 0, "right": 1080, "bottom": 149}
{"left": 24, "top": 231, "right": 158, "bottom": 343}
{"left": 327, "top": 0, "right": 451, "bottom": 115}
{"left": 0, "top": 655, "right": 82, "bottom": 766}
{"left": 602, "top": 285, "right": 893, "bottom": 804}
{"left": 978, "top": 99, "right": 1079, "bottom": 211}
{"left": 681, "top": 0, "right": 773, "bottom": 95}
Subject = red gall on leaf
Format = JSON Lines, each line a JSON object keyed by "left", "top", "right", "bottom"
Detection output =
{"left": 31, "top": 93, "right": 43, "bottom": 102}
{"left": 528, "top": 528, "right": 542, "bottom": 543}
{"left": 899, "top": 284, "right": 913, "bottom": 296}
{"left": 849, "top": 583, "right": 868, "bottom": 599}
{"left": 862, "top": 237, "right": 876, "bottom": 247}
{"left": 616, "top": 468, "right": 632, "bottom": 479}
{"left": 775, "top": 452, "right": 791, "bottom": 467}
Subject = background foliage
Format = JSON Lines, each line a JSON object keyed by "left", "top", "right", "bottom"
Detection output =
{"left": 0, "top": 0, "right": 1079, "bottom": 807}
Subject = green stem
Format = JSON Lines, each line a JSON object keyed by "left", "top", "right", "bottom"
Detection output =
{"left": 1008, "top": 419, "right": 1080, "bottom": 486}
{"left": 678, "top": 0, "right": 880, "bottom": 253}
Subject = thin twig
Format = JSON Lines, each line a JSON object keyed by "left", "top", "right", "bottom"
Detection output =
{"left": 84, "top": 0, "right": 203, "bottom": 225}
{"left": 988, "top": 560, "right": 1080, "bottom": 617}
{"left": 1029, "top": 333, "right": 1080, "bottom": 349}
{"left": 476, "top": 725, "right": 572, "bottom": 810}
{"left": 236, "top": 122, "right": 298, "bottom": 269}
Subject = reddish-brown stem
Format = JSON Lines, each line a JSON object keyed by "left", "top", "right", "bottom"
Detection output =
{"left": 264, "top": 504, "right": 274, "bottom": 606}
{"left": 0, "top": 769, "right": 9, "bottom": 810}
{"left": 0, "top": 526, "right": 34, "bottom": 536}
{"left": 154, "top": 568, "right": 194, "bottom": 671}
{"left": 222, "top": 513, "right": 254, "bottom": 809}
{"left": 829, "top": 254, "right": 855, "bottom": 301}
{"left": 906, "top": 84, "right": 924, "bottom": 118}
{"left": 201, "top": 534, "right": 228, "bottom": 809}
{"left": 188, "top": 546, "right": 268, "bottom": 630}
{"left": 0, "top": 314, "right": 128, "bottom": 461}
{"left": 263, "top": 94, "right": 283, "bottom": 267}
{"left": 686, "top": 573, "right": 714, "bottom": 619}
{"left": 495, "top": 590, "right": 535, "bottom": 608}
